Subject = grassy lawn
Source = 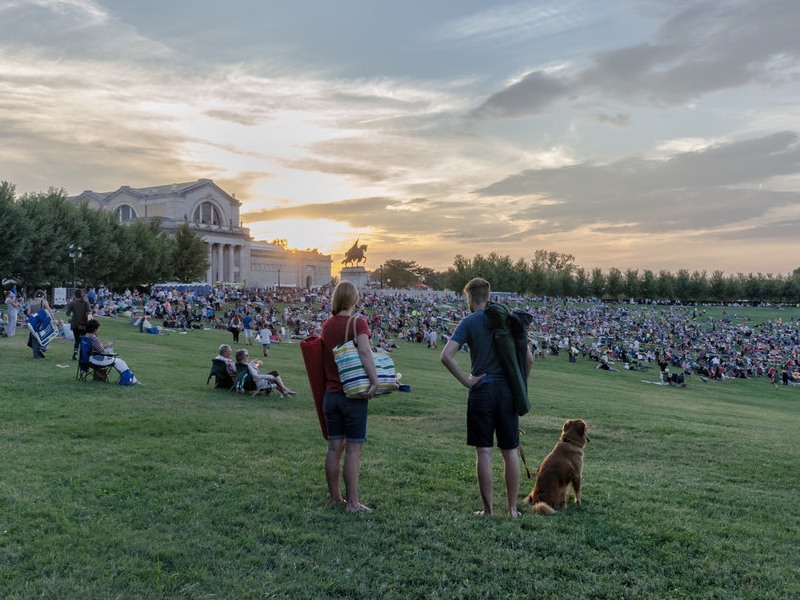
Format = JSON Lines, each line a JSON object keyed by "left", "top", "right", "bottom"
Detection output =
{"left": 1, "top": 306, "right": 798, "bottom": 599}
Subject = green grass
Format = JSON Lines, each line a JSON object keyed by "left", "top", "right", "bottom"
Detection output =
{"left": 1, "top": 308, "right": 799, "bottom": 599}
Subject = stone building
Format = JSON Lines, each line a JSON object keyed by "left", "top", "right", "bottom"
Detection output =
{"left": 70, "top": 179, "right": 331, "bottom": 289}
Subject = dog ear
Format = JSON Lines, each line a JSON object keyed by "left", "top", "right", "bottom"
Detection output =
{"left": 575, "top": 419, "right": 590, "bottom": 441}
{"left": 563, "top": 419, "right": 573, "bottom": 431}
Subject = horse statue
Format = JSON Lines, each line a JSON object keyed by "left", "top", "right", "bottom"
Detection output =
{"left": 342, "top": 239, "right": 368, "bottom": 267}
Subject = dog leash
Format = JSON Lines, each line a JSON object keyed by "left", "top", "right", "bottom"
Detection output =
{"left": 518, "top": 428, "right": 534, "bottom": 479}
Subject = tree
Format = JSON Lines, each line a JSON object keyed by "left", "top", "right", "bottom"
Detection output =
{"left": 781, "top": 274, "right": 800, "bottom": 304}
{"left": 605, "top": 267, "right": 624, "bottom": 300}
{"left": 18, "top": 188, "right": 77, "bottom": 287}
{"left": 624, "top": 269, "right": 640, "bottom": 300}
{"left": 709, "top": 270, "right": 726, "bottom": 303}
{"left": 172, "top": 223, "right": 210, "bottom": 282}
{"left": 573, "top": 267, "right": 590, "bottom": 298}
{"left": 0, "top": 181, "right": 30, "bottom": 284}
{"left": 689, "top": 270, "right": 708, "bottom": 302}
{"left": 374, "top": 259, "right": 419, "bottom": 288}
{"left": 674, "top": 269, "right": 691, "bottom": 302}
{"left": 656, "top": 270, "right": 675, "bottom": 301}
{"left": 270, "top": 238, "right": 289, "bottom": 250}
{"left": 444, "top": 254, "right": 473, "bottom": 292}
{"left": 76, "top": 203, "right": 120, "bottom": 288}
{"left": 640, "top": 270, "right": 656, "bottom": 300}
{"left": 589, "top": 268, "right": 605, "bottom": 298}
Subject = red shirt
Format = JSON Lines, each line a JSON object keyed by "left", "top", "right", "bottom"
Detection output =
{"left": 321, "top": 314, "right": 371, "bottom": 393}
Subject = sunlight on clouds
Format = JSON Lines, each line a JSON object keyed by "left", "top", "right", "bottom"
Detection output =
{"left": 652, "top": 137, "right": 722, "bottom": 158}
{"left": 386, "top": 202, "right": 420, "bottom": 212}
{"left": 250, "top": 168, "right": 389, "bottom": 207}
{"left": 245, "top": 218, "right": 361, "bottom": 257}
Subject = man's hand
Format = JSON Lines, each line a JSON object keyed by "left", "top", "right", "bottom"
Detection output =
{"left": 466, "top": 373, "right": 486, "bottom": 388}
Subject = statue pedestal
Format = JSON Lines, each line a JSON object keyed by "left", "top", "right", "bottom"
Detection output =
{"left": 340, "top": 267, "right": 369, "bottom": 290}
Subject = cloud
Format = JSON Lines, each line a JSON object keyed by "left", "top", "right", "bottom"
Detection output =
{"left": 471, "top": 70, "right": 572, "bottom": 119}
{"left": 471, "top": 1, "right": 800, "bottom": 119}
{"left": 478, "top": 131, "right": 800, "bottom": 236}
{"left": 437, "top": 1, "right": 588, "bottom": 44}
{"left": 3, "top": 1, "right": 800, "bottom": 276}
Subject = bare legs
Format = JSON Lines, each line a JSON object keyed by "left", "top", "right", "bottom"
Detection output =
{"left": 501, "top": 447, "right": 521, "bottom": 517}
{"left": 475, "top": 446, "right": 521, "bottom": 517}
{"left": 325, "top": 439, "right": 371, "bottom": 512}
{"left": 476, "top": 447, "right": 494, "bottom": 515}
{"left": 272, "top": 374, "right": 295, "bottom": 396}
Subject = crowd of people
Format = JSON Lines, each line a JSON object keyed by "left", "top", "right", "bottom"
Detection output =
{"left": 6, "top": 284, "right": 800, "bottom": 386}
{"left": 526, "top": 301, "right": 800, "bottom": 384}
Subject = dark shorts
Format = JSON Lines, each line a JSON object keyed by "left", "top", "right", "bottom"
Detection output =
{"left": 323, "top": 390, "right": 369, "bottom": 443}
{"left": 467, "top": 378, "right": 519, "bottom": 450}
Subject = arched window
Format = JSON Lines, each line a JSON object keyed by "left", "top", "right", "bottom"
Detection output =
{"left": 194, "top": 201, "right": 222, "bottom": 226}
{"left": 115, "top": 204, "right": 137, "bottom": 222}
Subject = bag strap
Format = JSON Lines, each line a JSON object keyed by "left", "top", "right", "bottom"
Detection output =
{"left": 344, "top": 315, "right": 359, "bottom": 347}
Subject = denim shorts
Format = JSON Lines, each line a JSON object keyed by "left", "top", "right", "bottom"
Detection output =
{"left": 466, "top": 378, "right": 519, "bottom": 449}
{"left": 323, "top": 390, "right": 369, "bottom": 443}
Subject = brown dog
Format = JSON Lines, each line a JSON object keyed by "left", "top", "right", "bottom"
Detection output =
{"left": 523, "top": 419, "right": 589, "bottom": 515}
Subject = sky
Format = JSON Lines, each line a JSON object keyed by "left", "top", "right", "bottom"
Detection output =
{"left": 2, "top": 0, "right": 800, "bottom": 276}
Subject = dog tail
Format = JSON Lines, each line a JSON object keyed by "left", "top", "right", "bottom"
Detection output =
{"left": 532, "top": 501, "right": 556, "bottom": 516}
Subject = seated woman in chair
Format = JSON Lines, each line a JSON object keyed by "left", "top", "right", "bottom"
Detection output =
{"left": 84, "top": 319, "right": 142, "bottom": 385}
{"left": 235, "top": 348, "right": 295, "bottom": 396}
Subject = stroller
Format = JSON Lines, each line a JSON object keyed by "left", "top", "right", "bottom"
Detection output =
{"left": 0, "top": 309, "right": 7, "bottom": 337}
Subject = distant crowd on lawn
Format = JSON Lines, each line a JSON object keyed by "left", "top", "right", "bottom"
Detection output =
{"left": 5, "top": 284, "right": 800, "bottom": 384}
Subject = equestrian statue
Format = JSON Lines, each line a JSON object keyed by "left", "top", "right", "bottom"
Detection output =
{"left": 342, "top": 239, "right": 368, "bottom": 267}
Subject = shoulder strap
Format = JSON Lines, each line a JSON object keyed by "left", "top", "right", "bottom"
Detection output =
{"left": 344, "top": 315, "right": 359, "bottom": 346}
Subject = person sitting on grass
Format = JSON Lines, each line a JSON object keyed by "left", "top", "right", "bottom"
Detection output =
{"left": 84, "top": 319, "right": 141, "bottom": 385}
{"left": 596, "top": 356, "right": 619, "bottom": 372}
{"left": 235, "top": 348, "right": 295, "bottom": 396}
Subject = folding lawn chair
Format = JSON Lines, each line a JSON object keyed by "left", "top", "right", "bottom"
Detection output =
{"left": 76, "top": 336, "right": 117, "bottom": 383}
{"left": 207, "top": 358, "right": 234, "bottom": 389}
{"left": 27, "top": 309, "right": 58, "bottom": 347}
{"left": 233, "top": 363, "right": 275, "bottom": 397}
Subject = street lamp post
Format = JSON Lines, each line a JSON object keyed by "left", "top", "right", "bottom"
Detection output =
{"left": 68, "top": 243, "right": 83, "bottom": 292}
{"left": 278, "top": 268, "right": 281, "bottom": 290}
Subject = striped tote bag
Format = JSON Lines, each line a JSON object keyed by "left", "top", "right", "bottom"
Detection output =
{"left": 333, "top": 316, "right": 396, "bottom": 398}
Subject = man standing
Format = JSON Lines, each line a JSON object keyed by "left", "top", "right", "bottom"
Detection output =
{"left": 242, "top": 311, "right": 254, "bottom": 345}
{"left": 66, "top": 288, "right": 91, "bottom": 360}
{"left": 440, "top": 277, "right": 531, "bottom": 518}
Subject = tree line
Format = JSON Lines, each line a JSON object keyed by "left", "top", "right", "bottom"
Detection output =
{"left": 5, "top": 181, "right": 799, "bottom": 304}
{"left": 1, "top": 182, "right": 209, "bottom": 290}
{"left": 374, "top": 250, "right": 800, "bottom": 304}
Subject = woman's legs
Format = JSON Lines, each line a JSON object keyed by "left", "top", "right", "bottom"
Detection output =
{"left": 342, "top": 441, "right": 371, "bottom": 512}
{"left": 325, "top": 438, "right": 346, "bottom": 507}
{"left": 273, "top": 374, "right": 295, "bottom": 396}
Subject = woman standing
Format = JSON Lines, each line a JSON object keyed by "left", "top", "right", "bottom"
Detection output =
{"left": 4, "top": 289, "right": 19, "bottom": 337}
{"left": 229, "top": 313, "right": 243, "bottom": 343}
{"left": 320, "top": 281, "right": 379, "bottom": 513}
